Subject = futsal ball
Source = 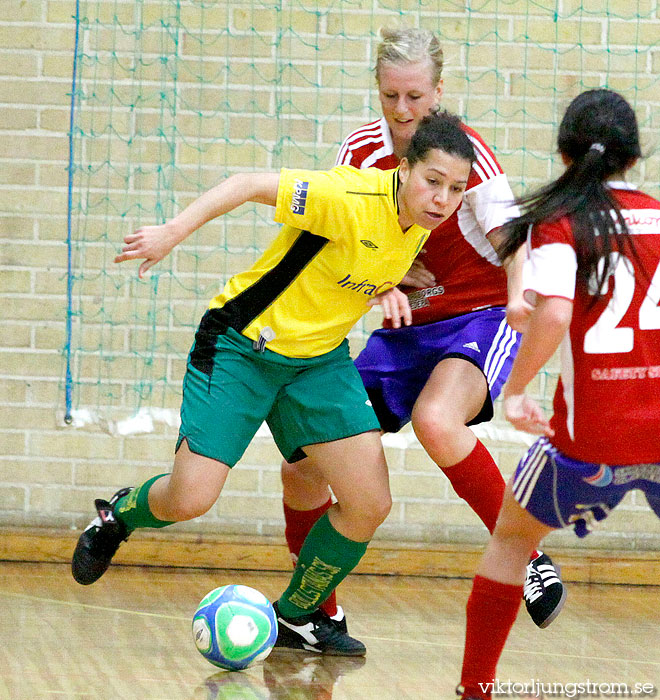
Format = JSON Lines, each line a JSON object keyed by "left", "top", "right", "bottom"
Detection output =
{"left": 192, "top": 584, "right": 278, "bottom": 671}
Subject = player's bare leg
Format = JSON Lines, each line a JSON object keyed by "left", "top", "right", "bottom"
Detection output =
{"left": 304, "top": 430, "right": 391, "bottom": 542}
{"left": 479, "top": 482, "right": 556, "bottom": 583}
{"left": 147, "top": 439, "right": 230, "bottom": 521}
{"left": 411, "top": 357, "right": 485, "bottom": 467}
{"left": 412, "top": 358, "right": 505, "bottom": 535}
{"left": 282, "top": 455, "right": 331, "bottom": 510}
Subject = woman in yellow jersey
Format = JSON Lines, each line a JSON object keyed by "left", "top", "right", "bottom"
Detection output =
{"left": 71, "top": 110, "right": 475, "bottom": 656}
{"left": 281, "top": 27, "right": 564, "bottom": 638}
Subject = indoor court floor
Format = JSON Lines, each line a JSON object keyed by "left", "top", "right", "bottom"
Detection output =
{"left": 1, "top": 561, "right": 658, "bottom": 699}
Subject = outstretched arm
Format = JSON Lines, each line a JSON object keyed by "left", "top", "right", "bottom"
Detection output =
{"left": 488, "top": 226, "right": 533, "bottom": 332}
{"left": 115, "top": 172, "right": 280, "bottom": 278}
{"left": 502, "top": 294, "right": 572, "bottom": 436}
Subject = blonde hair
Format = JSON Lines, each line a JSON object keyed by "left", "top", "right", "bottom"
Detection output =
{"left": 375, "top": 27, "right": 444, "bottom": 86}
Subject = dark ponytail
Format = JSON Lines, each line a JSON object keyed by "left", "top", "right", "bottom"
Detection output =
{"left": 498, "top": 89, "right": 642, "bottom": 296}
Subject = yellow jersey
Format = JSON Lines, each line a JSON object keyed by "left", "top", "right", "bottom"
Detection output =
{"left": 209, "top": 165, "right": 429, "bottom": 358}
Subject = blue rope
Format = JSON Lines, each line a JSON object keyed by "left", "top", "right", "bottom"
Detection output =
{"left": 64, "top": 0, "right": 81, "bottom": 424}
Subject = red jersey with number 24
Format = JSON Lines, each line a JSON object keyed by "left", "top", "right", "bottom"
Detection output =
{"left": 523, "top": 183, "right": 660, "bottom": 464}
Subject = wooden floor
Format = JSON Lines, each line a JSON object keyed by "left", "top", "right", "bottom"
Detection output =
{"left": 1, "top": 562, "right": 658, "bottom": 699}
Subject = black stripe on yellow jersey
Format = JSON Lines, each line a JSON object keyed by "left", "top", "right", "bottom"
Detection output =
{"left": 208, "top": 166, "right": 429, "bottom": 358}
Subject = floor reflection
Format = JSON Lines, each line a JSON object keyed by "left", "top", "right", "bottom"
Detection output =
{"left": 196, "top": 653, "right": 367, "bottom": 699}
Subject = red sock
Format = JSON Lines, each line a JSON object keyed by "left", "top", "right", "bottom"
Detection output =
{"left": 460, "top": 575, "right": 523, "bottom": 699}
{"left": 441, "top": 442, "right": 541, "bottom": 559}
{"left": 282, "top": 498, "right": 338, "bottom": 617}
{"left": 441, "top": 440, "right": 505, "bottom": 534}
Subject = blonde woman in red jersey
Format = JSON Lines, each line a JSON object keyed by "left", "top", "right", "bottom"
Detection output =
{"left": 458, "top": 89, "right": 660, "bottom": 699}
{"left": 281, "top": 27, "right": 564, "bottom": 644}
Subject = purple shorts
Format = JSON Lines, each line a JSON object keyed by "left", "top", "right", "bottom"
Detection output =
{"left": 513, "top": 437, "right": 660, "bottom": 537}
{"left": 354, "top": 307, "right": 520, "bottom": 433}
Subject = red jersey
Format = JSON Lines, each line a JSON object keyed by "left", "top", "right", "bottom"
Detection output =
{"left": 336, "top": 117, "right": 517, "bottom": 324}
{"left": 523, "top": 183, "right": 660, "bottom": 464}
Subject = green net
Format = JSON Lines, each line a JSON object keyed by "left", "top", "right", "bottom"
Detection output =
{"left": 63, "top": 0, "right": 660, "bottom": 437}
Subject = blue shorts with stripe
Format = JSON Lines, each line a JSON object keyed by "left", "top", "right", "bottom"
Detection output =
{"left": 354, "top": 307, "right": 520, "bottom": 433}
{"left": 513, "top": 437, "right": 660, "bottom": 537}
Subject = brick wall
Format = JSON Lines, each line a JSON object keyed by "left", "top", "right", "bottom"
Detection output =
{"left": 1, "top": 1, "right": 660, "bottom": 552}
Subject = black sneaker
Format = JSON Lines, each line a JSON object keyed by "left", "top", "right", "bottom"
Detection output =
{"left": 71, "top": 487, "right": 133, "bottom": 585}
{"left": 523, "top": 551, "right": 567, "bottom": 628}
{"left": 272, "top": 602, "right": 366, "bottom": 656}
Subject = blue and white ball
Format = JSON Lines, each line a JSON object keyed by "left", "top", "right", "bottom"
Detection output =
{"left": 192, "top": 584, "right": 278, "bottom": 671}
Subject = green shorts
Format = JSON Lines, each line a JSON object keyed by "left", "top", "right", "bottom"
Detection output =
{"left": 177, "top": 312, "right": 379, "bottom": 467}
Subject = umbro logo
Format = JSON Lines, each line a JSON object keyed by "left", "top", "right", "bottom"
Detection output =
{"left": 463, "top": 341, "right": 481, "bottom": 353}
{"left": 360, "top": 239, "right": 379, "bottom": 249}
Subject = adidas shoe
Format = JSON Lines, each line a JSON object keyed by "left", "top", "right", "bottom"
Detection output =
{"left": 71, "top": 487, "right": 133, "bottom": 585}
{"left": 272, "top": 602, "right": 366, "bottom": 656}
{"left": 523, "top": 551, "right": 567, "bottom": 628}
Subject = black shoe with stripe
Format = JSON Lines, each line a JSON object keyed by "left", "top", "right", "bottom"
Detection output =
{"left": 272, "top": 602, "right": 366, "bottom": 656}
{"left": 71, "top": 487, "right": 133, "bottom": 585}
{"left": 523, "top": 551, "right": 566, "bottom": 628}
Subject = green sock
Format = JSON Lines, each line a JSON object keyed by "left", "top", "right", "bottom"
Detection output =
{"left": 113, "top": 474, "right": 174, "bottom": 531}
{"left": 277, "top": 512, "right": 368, "bottom": 618}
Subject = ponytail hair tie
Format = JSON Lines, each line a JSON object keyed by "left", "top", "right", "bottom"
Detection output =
{"left": 590, "top": 142, "right": 605, "bottom": 154}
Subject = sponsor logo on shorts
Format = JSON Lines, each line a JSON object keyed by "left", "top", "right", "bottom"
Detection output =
{"left": 291, "top": 179, "right": 309, "bottom": 214}
{"left": 360, "top": 239, "right": 379, "bottom": 249}
{"left": 583, "top": 464, "right": 613, "bottom": 487}
{"left": 612, "top": 463, "right": 660, "bottom": 485}
{"left": 581, "top": 463, "right": 660, "bottom": 487}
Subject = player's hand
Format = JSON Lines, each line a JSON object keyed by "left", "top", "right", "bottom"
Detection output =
{"left": 506, "top": 297, "right": 535, "bottom": 333}
{"left": 114, "top": 223, "right": 180, "bottom": 278}
{"left": 368, "top": 287, "right": 412, "bottom": 328}
{"left": 400, "top": 256, "right": 436, "bottom": 289}
{"left": 503, "top": 392, "right": 554, "bottom": 437}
